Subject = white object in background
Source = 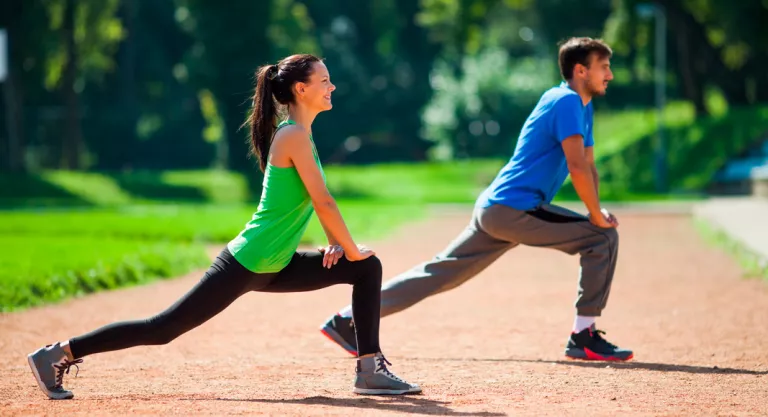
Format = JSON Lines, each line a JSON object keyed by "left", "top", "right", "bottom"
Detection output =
{"left": 0, "top": 29, "right": 7, "bottom": 82}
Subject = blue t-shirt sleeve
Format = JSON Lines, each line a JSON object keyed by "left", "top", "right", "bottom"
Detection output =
{"left": 553, "top": 94, "right": 585, "bottom": 143}
{"left": 584, "top": 104, "right": 595, "bottom": 147}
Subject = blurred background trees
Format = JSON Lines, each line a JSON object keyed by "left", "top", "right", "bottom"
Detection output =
{"left": 1, "top": 0, "right": 766, "bottom": 177}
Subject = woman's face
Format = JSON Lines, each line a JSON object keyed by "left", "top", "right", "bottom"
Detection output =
{"left": 295, "top": 61, "right": 336, "bottom": 112}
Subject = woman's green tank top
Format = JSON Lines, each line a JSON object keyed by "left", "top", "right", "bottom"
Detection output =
{"left": 227, "top": 119, "right": 325, "bottom": 273}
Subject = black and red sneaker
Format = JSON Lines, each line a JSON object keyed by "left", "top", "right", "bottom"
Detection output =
{"left": 320, "top": 314, "right": 358, "bottom": 356}
{"left": 565, "top": 326, "right": 633, "bottom": 361}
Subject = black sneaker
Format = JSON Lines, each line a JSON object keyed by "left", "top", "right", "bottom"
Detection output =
{"left": 320, "top": 314, "right": 358, "bottom": 356}
{"left": 565, "top": 326, "right": 633, "bottom": 361}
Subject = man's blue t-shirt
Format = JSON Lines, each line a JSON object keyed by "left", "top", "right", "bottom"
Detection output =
{"left": 476, "top": 82, "right": 594, "bottom": 211}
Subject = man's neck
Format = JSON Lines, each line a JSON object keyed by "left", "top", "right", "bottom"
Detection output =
{"left": 566, "top": 79, "right": 593, "bottom": 106}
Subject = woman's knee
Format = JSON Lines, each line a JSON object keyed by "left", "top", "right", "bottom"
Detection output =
{"left": 355, "top": 255, "right": 383, "bottom": 282}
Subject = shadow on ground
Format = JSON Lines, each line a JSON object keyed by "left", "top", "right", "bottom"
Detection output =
{"left": 182, "top": 395, "right": 506, "bottom": 416}
{"left": 418, "top": 357, "right": 768, "bottom": 375}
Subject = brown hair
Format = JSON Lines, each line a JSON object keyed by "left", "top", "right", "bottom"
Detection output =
{"left": 558, "top": 37, "right": 612, "bottom": 80}
{"left": 245, "top": 54, "right": 321, "bottom": 171}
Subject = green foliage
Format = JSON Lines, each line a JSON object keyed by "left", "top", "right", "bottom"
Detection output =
{"left": 0, "top": 170, "right": 252, "bottom": 207}
{"left": 298, "top": 0, "right": 439, "bottom": 164}
{"left": 592, "top": 101, "right": 696, "bottom": 159}
{"left": 177, "top": 0, "right": 273, "bottom": 173}
{"left": 42, "top": 171, "right": 133, "bottom": 205}
{"left": 268, "top": 0, "right": 319, "bottom": 57}
{"left": 160, "top": 170, "right": 251, "bottom": 204}
{"left": 568, "top": 105, "right": 768, "bottom": 197}
{"left": 197, "top": 89, "right": 225, "bottom": 144}
{"left": 662, "top": 106, "right": 768, "bottom": 191}
{"left": 107, "top": 170, "right": 251, "bottom": 205}
{"left": 5, "top": 0, "right": 768, "bottom": 174}
{"left": 604, "top": 0, "right": 768, "bottom": 113}
{"left": 324, "top": 160, "right": 504, "bottom": 202}
{"left": 304, "top": 201, "right": 425, "bottom": 245}
{"left": 0, "top": 237, "right": 209, "bottom": 312}
{"left": 43, "top": 0, "right": 124, "bottom": 89}
{"left": 0, "top": 172, "right": 88, "bottom": 208}
{"left": 422, "top": 49, "right": 557, "bottom": 159}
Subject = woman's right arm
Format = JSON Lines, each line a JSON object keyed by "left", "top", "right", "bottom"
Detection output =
{"left": 279, "top": 128, "right": 372, "bottom": 261}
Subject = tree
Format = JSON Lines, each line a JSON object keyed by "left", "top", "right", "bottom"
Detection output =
{"left": 180, "top": 0, "right": 273, "bottom": 174}
{"left": 42, "top": 0, "right": 124, "bottom": 169}
{"left": 605, "top": 0, "right": 768, "bottom": 116}
{"left": 60, "top": 0, "right": 82, "bottom": 169}
{"left": 0, "top": 0, "right": 31, "bottom": 172}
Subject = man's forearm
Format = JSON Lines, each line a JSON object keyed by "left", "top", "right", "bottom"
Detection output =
{"left": 591, "top": 164, "right": 599, "bottom": 195}
{"left": 570, "top": 167, "right": 602, "bottom": 218}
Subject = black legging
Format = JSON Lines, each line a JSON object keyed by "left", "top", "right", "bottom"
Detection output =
{"left": 69, "top": 248, "right": 382, "bottom": 358}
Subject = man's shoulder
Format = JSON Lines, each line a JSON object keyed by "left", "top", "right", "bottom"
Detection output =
{"left": 539, "top": 84, "right": 580, "bottom": 110}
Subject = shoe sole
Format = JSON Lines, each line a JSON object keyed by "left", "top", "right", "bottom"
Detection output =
{"left": 320, "top": 326, "right": 357, "bottom": 357}
{"left": 27, "top": 353, "right": 73, "bottom": 400}
{"left": 565, "top": 347, "right": 634, "bottom": 362}
{"left": 353, "top": 386, "right": 422, "bottom": 395}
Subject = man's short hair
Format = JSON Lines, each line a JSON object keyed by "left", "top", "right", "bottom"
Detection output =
{"left": 558, "top": 37, "right": 613, "bottom": 80}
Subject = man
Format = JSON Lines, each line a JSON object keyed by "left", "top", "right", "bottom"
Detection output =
{"left": 320, "top": 37, "right": 633, "bottom": 361}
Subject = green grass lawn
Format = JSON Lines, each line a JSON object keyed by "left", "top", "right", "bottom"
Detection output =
{"left": 0, "top": 200, "right": 423, "bottom": 312}
{"left": 592, "top": 101, "right": 696, "bottom": 159}
{"left": 0, "top": 236, "right": 210, "bottom": 311}
{"left": 0, "top": 201, "right": 423, "bottom": 244}
{"left": 324, "top": 159, "right": 505, "bottom": 203}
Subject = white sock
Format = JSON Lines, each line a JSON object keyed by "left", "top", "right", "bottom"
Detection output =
{"left": 338, "top": 305, "right": 353, "bottom": 318}
{"left": 573, "top": 315, "right": 596, "bottom": 333}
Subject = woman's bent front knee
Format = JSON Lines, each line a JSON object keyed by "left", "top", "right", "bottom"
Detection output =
{"left": 355, "top": 255, "right": 383, "bottom": 282}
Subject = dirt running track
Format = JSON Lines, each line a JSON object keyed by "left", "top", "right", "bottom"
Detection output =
{"left": 2, "top": 209, "right": 768, "bottom": 416}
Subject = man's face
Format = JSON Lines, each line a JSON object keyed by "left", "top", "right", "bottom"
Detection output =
{"left": 582, "top": 53, "right": 613, "bottom": 96}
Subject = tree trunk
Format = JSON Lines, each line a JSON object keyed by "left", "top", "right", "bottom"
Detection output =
{"left": 626, "top": 10, "right": 640, "bottom": 83}
{"left": 660, "top": 0, "right": 752, "bottom": 111}
{"left": 394, "top": 0, "right": 440, "bottom": 159}
{"left": 671, "top": 19, "right": 707, "bottom": 116}
{"left": 62, "top": 0, "right": 83, "bottom": 170}
{"left": 660, "top": 1, "right": 709, "bottom": 116}
{"left": 119, "top": 0, "right": 137, "bottom": 112}
{"left": 2, "top": 71, "right": 25, "bottom": 172}
{"left": 755, "top": 70, "right": 768, "bottom": 103}
{"left": 222, "top": 97, "right": 248, "bottom": 172}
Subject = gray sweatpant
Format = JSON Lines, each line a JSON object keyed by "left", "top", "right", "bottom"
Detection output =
{"left": 350, "top": 203, "right": 619, "bottom": 318}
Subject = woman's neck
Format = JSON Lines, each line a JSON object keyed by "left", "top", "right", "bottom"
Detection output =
{"left": 287, "top": 105, "right": 317, "bottom": 134}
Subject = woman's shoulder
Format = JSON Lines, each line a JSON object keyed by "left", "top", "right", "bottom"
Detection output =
{"left": 273, "top": 124, "right": 311, "bottom": 149}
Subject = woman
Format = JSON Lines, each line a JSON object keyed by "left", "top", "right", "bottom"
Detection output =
{"left": 27, "top": 54, "right": 421, "bottom": 400}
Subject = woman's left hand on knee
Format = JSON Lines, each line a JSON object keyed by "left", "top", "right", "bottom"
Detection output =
{"left": 319, "top": 244, "right": 344, "bottom": 268}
